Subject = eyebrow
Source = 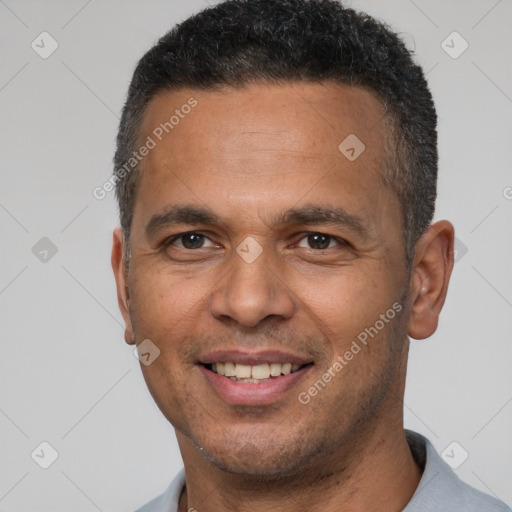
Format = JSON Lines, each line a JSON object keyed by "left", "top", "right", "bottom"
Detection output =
{"left": 145, "top": 203, "right": 370, "bottom": 239}
{"left": 275, "top": 204, "right": 370, "bottom": 237}
{"left": 145, "top": 205, "right": 219, "bottom": 236}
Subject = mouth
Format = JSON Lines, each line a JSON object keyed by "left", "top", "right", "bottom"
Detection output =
{"left": 203, "top": 362, "right": 310, "bottom": 383}
{"left": 197, "top": 352, "right": 314, "bottom": 406}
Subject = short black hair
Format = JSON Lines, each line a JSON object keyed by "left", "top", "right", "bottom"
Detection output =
{"left": 114, "top": 0, "right": 437, "bottom": 268}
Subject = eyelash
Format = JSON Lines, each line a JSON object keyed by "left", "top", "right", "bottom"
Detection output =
{"left": 163, "top": 231, "right": 350, "bottom": 251}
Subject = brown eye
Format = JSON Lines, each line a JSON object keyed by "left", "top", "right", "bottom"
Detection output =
{"left": 296, "top": 232, "right": 341, "bottom": 250}
{"left": 307, "top": 233, "right": 331, "bottom": 249}
{"left": 167, "top": 232, "right": 215, "bottom": 249}
{"left": 181, "top": 233, "right": 204, "bottom": 249}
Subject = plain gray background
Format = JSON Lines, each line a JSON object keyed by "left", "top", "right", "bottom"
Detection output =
{"left": 1, "top": 0, "right": 511, "bottom": 510}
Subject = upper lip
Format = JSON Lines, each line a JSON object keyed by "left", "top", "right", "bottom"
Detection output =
{"left": 198, "top": 349, "right": 313, "bottom": 366}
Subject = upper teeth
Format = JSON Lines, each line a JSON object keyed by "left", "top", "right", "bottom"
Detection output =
{"left": 212, "top": 362, "right": 302, "bottom": 380}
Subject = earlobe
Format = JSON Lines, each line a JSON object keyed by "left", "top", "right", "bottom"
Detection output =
{"left": 407, "top": 220, "right": 455, "bottom": 340}
{"left": 111, "top": 228, "right": 136, "bottom": 345}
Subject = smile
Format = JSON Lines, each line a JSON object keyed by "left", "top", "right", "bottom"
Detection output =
{"left": 207, "top": 362, "right": 304, "bottom": 382}
{"left": 199, "top": 360, "right": 314, "bottom": 406}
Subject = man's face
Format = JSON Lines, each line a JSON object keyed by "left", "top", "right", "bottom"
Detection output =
{"left": 119, "top": 82, "right": 410, "bottom": 477}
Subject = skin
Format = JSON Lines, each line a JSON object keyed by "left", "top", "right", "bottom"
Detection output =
{"left": 112, "top": 82, "right": 454, "bottom": 512}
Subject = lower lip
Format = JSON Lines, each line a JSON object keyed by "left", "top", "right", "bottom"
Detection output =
{"left": 198, "top": 365, "right": 312, "bottom": 406}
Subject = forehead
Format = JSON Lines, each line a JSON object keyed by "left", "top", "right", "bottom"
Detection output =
{"left": 140, "top": 82, "right": 387, "bottom": 160}
{"left": 133, "top": 81, "right": 398, "bottom": 237}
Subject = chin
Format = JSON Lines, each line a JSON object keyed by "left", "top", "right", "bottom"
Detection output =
{"left": 190, "top": 429, "right": 319, "bottom": 479}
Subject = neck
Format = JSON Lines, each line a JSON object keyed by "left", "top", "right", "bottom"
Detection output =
{"left": 176, "top": 419, "right": 422, "bottom": 512}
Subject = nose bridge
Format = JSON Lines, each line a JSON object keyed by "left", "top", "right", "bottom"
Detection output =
{"left": 210, "top": 239, "right": 294, "bottom": 327}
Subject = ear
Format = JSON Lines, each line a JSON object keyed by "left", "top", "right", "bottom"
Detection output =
{"left": 407, "top": 220, "right": 455, "bottom": 340}
{"left": 111, "top": 227, "right": 135, "bottom": 345}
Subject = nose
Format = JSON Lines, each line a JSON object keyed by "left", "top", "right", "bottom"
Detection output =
{"left": 209, "top": 244, "right": 295, "bottom": 328}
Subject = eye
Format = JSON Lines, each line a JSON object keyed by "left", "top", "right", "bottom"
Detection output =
{"left": 165, "top": 232, "right": 216, "bottom": 250}
{"left": 295, "top": 232, "right": 347, "bottom": 250}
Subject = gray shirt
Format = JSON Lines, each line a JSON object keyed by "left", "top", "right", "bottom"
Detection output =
{"left": 135, "top": 430, "right": 510, "bottom": 511}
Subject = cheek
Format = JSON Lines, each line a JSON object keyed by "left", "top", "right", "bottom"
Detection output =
{"left": 128, "top": 262, "right": 212, "bottom": 337}
{"left": 286, "top": 262, "right": 397, "bottom": 344}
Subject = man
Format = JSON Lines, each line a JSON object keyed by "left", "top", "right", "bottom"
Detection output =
{"left": 111, "top": 1, "right": 510, "bottom": 511}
